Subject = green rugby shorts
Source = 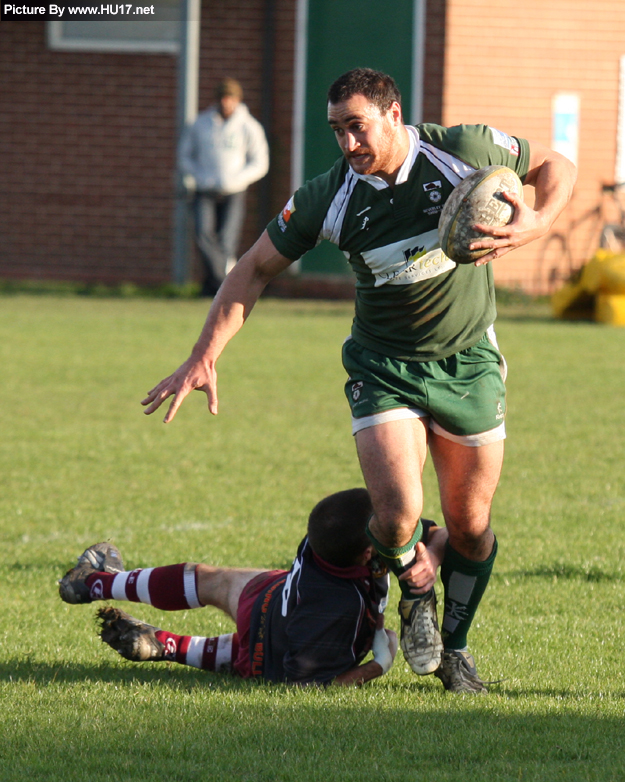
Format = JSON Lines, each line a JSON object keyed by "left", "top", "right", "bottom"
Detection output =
{"left": 342, "top": 327, "right": 507, "bottom": 447}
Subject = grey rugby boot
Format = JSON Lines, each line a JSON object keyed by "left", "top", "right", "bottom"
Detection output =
{"left": 58, "top": 542, "right": 124, "bottom": 604}
{"left": 398, "top": 590, "right": 444, "bottom": 675}
{"left": 98, "top": 606, "right": 166, "bottom": 662}
{"left": 434, "top": 649, "right": 488, "bottom": 694}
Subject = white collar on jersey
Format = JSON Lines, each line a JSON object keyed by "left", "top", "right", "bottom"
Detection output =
{"left": 353, "top": 125, "right": 420, "bottom": 190}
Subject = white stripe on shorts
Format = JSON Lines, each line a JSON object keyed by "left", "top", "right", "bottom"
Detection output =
{"left": 352, "top": 408, "right": 506, "bottom": 446}
{"left": 429, "top": 419, "right": 506, "bottom": 447}
{"left": 486, "top": 324, "right": 508, "bottom": 381}
{"left": 351, "top": 406, "right": 428, "bottom": 435}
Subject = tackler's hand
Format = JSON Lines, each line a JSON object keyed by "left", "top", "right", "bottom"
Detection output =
{"left": 399, "top": 541, "right": 438, "bottom": 595}
{"left": 372, "top": 628, "right": 398, "bottom": 675}
{"left": 141, "top": 355, "right": 218, "bottom": 423}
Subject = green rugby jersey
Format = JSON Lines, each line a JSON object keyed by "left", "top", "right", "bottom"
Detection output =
{"left": 267, "top": 123, "right": 530, "bottom": 361}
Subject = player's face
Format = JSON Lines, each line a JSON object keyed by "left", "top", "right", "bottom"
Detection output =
{"left": 219, "top": 94, "right": 240, "bottom": 118}
{"left": 328, "top": 94, "right": 403, "bottom": 180}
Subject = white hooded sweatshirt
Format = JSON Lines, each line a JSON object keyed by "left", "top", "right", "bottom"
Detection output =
{"left": 178, "top": 103, "right": 269, "bottom": 195}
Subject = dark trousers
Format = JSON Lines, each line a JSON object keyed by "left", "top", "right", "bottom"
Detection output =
{"left": 194, "top": 191, "right": 246, "bottom": 296}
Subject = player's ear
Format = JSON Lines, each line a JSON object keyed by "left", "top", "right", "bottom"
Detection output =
{"left": 361, "top": 544, "right": 375, "bottom": 564}
{"left": 388, "top": 100, "right": 403, "bottom": 125}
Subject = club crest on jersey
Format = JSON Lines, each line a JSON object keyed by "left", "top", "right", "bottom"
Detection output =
{"left": 277, "top": 196, "right": 296, "bottom": 232}
{"left": 423, "top": 180, "right": 442, "bottom": 203}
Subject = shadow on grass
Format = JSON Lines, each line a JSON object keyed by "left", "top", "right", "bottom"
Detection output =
{"left": 2, "top": 660, "right": 625, "bottom": 782}
{"left": 4, "top": 657, "right": 624, "bottom": 702}
{"left": 0, "top": 657, "right": 254, "bottom": 691}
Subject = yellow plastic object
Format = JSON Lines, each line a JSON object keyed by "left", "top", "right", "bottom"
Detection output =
{"left": 595, "top": 293, "right": 625, "bottom": 325}
{"left": 551, "top": 249, "right": 625, "bottom": 325}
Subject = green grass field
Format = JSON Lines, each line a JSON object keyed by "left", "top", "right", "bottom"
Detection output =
{"left": 1, "top": 294, "right": 624, "bottom": 781}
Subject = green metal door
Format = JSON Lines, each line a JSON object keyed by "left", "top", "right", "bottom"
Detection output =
{"left": 300, "top": 0, "right": 415, "bottom": 274}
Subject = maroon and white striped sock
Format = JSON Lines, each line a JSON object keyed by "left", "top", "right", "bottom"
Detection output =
{"left": 85, "top": 563, "right": 201, "bottom": 610}
{"left": 155, "top": 631, "right": 237, "bottom": 672}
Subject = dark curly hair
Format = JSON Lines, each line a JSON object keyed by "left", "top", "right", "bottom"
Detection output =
{"left": 327, "top": 68, "right": 402, "bottom": 114}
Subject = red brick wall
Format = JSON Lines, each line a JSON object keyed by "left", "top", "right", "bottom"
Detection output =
{"left": 422, "top": 0, "right": 447, "bottom": 124}
{"left": 0, "top": 22, "right": 178, "bottom": 284}
{"left": 0, "top": 2, "right": 295, "bottom": 286}
{"left": 197, "top": 0, "right": 296, "bottom": 253}
{"left": 443, "top": 0, "right": 625, "bottom": 293}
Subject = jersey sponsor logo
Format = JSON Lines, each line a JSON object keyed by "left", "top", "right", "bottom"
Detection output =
{"left": 423, "top": 180, "right": 442, "bottom": 191}
{"left": 403, "top": 243, "right": 425, "bottom": 262}
{"left": 489, "top": 127, "right": 520, "bottom": 157}
{"left": 361, "top": 229, "right": 456, "bottom": 286}
{"left": 251, "top": 641, "right": 264, "bottom": 676}
{"left": 277, "top": 196, "right": 295, "bottom": 232}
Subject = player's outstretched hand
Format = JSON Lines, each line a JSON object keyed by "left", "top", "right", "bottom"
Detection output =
{"left": 141, "top": 356, "right": 218, "bottom": 423}
{"left": 399, "top": 541, "right": 438, "bottom": 595}
{"left": 470, "top": 190, "right": 545, "bottom": 266}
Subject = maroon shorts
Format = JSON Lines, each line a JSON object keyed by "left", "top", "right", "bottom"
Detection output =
{"left": 231, "top": 569, "right": 288, "bottom": 678}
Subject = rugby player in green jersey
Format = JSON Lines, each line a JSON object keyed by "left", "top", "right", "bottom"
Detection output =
{"left": 142, "top": 68, "right": 577, "bottom": 693}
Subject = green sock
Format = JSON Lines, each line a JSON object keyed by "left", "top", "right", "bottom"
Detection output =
{"left": 366, "top": 518, "right": 423, "bottom": 600}
{"left": 440, "top": 537, "right": 498, "bottom": 650}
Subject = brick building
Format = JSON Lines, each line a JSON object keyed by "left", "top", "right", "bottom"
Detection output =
{"left": 1, "top": 1, "right": 624, "bottom": 294}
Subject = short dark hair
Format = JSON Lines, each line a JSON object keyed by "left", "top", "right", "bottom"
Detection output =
{"left": 307, "top": 488, "right": 372, "bottom": 568}
{"left": 327, "top": 68, "right": 402, "bottom": 114}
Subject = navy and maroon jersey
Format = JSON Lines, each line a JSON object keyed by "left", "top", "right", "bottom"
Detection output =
{"left": 247, "top": 536, "right": 389, "bottom": 684}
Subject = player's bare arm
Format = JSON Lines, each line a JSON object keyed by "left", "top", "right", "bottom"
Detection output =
{"left": 333, "top": 629, "right": 399, "bottom": 686}
{"left": 141, "top": 230, "right": 292, "bottom": 422}
{"left": 471, "top": 141, "right": 577, "bottom": 265}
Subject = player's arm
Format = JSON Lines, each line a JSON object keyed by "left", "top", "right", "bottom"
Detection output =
{"left": 333, "top": 628, "right": 398, "bottom": 687}
{"left": 142, "top": 230, "right": 292, "bottom": 422}
{"left": 471, "top": 140, "right": 577, "bottom": 264}
{"left": 398, "top": 522, "right": 448, "bottom": 595}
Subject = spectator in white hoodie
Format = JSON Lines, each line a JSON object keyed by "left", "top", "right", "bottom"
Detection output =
{"left": 179, "top": 78, "right": 269, "bottom": 296}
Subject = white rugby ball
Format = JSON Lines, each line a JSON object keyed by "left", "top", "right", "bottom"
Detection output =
{"left": 438, "top": 165, "right": 523, "bottom": 264}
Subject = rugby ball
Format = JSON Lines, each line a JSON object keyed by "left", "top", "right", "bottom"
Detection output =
{"left": 438, "top": 165, "right": 523, "bottom": 264}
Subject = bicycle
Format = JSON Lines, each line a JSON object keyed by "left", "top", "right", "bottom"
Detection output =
{"left": 598, "top": 182, "right": 625, "bottom": 252}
